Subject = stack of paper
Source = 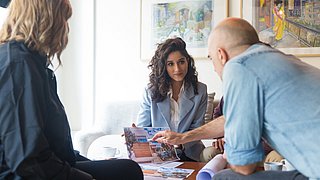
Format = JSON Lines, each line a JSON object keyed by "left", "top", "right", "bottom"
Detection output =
{"left": 196, "top": 154, "right": 227, "bottom": 180}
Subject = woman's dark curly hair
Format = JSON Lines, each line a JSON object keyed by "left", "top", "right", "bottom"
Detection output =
{"left": 148, "top": 37, "right": 199, "bottom": 102}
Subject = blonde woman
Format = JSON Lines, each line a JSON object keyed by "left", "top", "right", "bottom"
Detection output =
{"left": 0, "top": 0, "right": 143, "bottom": 179}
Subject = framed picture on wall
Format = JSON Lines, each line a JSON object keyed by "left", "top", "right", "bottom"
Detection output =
{"left": 241, "top": 0, "right": 320, "bottom": 57}
{"left": 140, "top": 0, "right": 229, "bottom": 60}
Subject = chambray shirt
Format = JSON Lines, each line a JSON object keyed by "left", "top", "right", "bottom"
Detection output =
{"left": 223, "top": 43, "right": 320, "bottom": 179}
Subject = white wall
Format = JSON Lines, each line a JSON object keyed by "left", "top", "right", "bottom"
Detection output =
{"left": 57, "top": 0, "right": 320, "bottom": 132}
{"left": 0, "top": 7, "right": 8, "bottom": 26}
{"left": 57, "top": 0, "right": 95, "bottom": 130}
{"left": 94, "top": 0, "right": 148, "bottom": 125}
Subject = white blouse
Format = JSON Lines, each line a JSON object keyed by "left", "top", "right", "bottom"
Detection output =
{"left": 168, "top": 82, "right": 185, "bottom": 132}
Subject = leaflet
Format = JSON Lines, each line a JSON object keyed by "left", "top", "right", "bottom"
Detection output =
{"left": 140, "top": 164, "right": 194, "bottom": 180}
{"left": 123, "top": 127, "right": 179, "bottom": 163}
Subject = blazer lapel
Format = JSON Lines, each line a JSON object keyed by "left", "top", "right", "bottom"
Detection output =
{"left": 157, "top": 98, "right": 171, "bottom": 126}
{"left": 179, "top": 84, "right": 195, "bottom": 124}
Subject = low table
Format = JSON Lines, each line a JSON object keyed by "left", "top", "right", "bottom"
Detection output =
{"left": 178, "top": 162, "right": 206, "bottom": 180}
{"left": 179, "top": 162, "right": 264, "bottom": 179}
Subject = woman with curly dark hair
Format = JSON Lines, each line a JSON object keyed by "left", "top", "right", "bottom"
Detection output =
{"left": 137, "top": 37, "right": 208, "bottom": 161}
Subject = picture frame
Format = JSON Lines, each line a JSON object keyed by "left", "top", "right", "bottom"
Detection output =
{"left": 140, "top": 0, "right": 229, "bottom": 61}
{"left": 241, "top": 0, "right": 320, "bottom": 57}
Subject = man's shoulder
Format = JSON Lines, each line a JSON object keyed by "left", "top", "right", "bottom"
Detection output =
{"left": 233, "top": 44, "right": 279, "bottom": 63}
{"left": 225, "top": 43, "right": 286, "bottom": 74}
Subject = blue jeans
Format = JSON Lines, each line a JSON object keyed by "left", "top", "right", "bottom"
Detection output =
{"left": 213, "top": 169, "right": 307, "bottom": 180}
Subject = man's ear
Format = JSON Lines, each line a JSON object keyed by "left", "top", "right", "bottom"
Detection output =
{"left": 217, "top": 48, "right": 229, "bottom": 65}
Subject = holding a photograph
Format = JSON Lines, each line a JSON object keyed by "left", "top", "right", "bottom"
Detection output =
{"left": 123, "top": 127, "right": 179, "bottom": 163}
{"left": 137, "top": 37, "right": 208, "bottom": 162}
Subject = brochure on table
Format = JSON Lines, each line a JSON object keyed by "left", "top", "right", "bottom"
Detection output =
{"left": 123, "top": 127, "right": 179, "bottom": 163}
{"left": 141, "top": 164, "right": 194, "bottom": 180}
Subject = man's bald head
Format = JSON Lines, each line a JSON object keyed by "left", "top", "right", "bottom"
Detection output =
{"left": 209, "top": 17, "right": 260, "bottom": 57}
{"left": 207, "top": 18, "right": 260, "bottom": 79}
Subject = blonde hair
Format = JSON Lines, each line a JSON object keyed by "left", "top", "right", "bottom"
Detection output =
{"left": 0, "top": 0, "right": 72, "bottom": 66}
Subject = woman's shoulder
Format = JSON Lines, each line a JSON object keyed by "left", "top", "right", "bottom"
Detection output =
{"left": 142, "top": 85, "right": 153, "bottom": 98}
{"left": 0, "top": 41, "right": 27, "bottom": 67}
{"left": 0, "top": 41, "right": 47, "bottom": 78}
{"left": 184, "top": 81, "right": 207, "bottom": 95}
{"left": 0, "top": 40, "right": 42, "bottom": 62}
{"left": 197, "top": 82, "right": 207, "bottom": 91}
{"left": 1, "top": 40, "right": 28, "bottom": 52}
{"left": 143, "top": 85, "right": 151, "bottom": 93}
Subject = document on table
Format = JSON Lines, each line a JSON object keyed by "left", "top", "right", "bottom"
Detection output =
{"left": 142, "top": 162, "right": 183, "bottom": 168}
{"left": 140, "top": 163, "right": 194, "bottom": 180}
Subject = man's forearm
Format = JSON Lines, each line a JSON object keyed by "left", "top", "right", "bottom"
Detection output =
{"left": 230, "top": 163, "right": 259, "bottom": 175}
{"left": 181, "top": 116, "right": 225, "bottom": 144}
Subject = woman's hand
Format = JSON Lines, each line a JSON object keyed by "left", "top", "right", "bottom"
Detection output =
{"left": 122, "top": 123, "right": 137, "bottom": 137}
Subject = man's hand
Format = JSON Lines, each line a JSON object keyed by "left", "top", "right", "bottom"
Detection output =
{"left": 152, "top": 116, "right": 225, "bottom": 145}
{"left": 152, "top": 130, "right": 185, "bottom": 145}
{"left": 213, "top": 138, "right": 224, "bottom": 152}
{"left": 222, "top": 150, "right": 227, "bottom": 160}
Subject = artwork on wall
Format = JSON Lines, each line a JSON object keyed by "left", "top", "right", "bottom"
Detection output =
{"left": 241, "top": 0, "right": 320, "bottom": 57}
{"left": 140, "top": 0, "right": 229, "bottom": 60}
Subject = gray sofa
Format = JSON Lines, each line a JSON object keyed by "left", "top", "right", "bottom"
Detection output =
{"left": 73, "top": 93, "right": 219, "bottom": 157}
{"left": 73, "top": 100, "right": 141, "bottom": 157}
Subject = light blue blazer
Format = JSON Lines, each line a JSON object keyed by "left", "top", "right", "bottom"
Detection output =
{"left": 136, "top": 82, "right": 208, "bottom": 161}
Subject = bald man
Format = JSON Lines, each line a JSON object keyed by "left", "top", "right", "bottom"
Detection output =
{"left": 153, "top": 17, "right": 320, "bottom": 179}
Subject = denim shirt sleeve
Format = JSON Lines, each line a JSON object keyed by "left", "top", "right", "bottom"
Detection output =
{"left": 222, "top": 61, "right": 265, "bottom": 165}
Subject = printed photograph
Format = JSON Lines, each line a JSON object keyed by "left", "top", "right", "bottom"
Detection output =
{"left": 123, "top": 127, "right": 179, "bottom": 163}
{"left": 140, "top": 164, "right": 194, "bottom": 179}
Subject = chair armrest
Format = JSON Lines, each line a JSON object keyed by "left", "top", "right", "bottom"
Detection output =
{"left": 201, "top": 139, "right": 216, "bottom": 148}
{"left": 73, "top": 130, "right": 106, "bottom": 157}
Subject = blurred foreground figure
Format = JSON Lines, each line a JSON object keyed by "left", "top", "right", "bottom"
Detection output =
{"left": 0, "top": 0, "right": 143, "bottom": 179}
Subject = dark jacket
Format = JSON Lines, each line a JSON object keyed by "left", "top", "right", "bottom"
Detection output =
{"left": 0, "top": 41, "right": 83, "bottom": 179}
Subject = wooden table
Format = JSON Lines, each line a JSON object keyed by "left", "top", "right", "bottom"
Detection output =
{"left": 177, "top": 162, "right": 264, "bottom": 179}
{"left": 178, "top": 161, "right": 206, "bottom": 180}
